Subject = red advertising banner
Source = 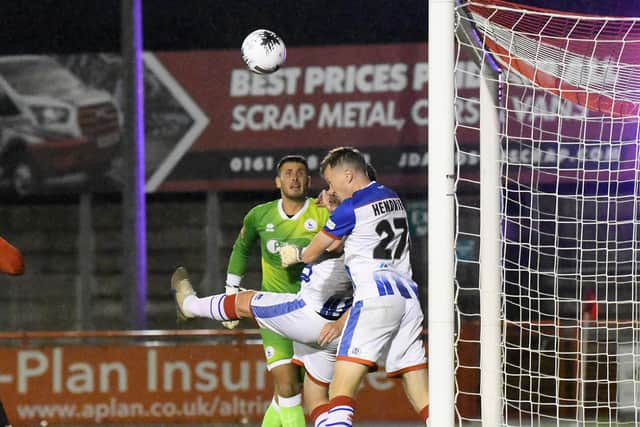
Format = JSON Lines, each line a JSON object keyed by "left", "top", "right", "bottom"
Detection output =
{"left": 0, "top": 342, "right": 419, "bottom": 425}
{"left": 0, "top": 44, "right": 628, "bottom": 196}
{"left": 145, "top": 43, "right": 428, "bottom": 193}
{"left": 0, "top": 45, "right": 428, "bottom": 196}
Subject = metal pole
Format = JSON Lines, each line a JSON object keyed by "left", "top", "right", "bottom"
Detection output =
{"left": 121, "top": 0, "right": 147, "bottom": 329}
{"left": 428, "top": 0, "right": 456, "bottom": 425}
{"left": 200, "top": 191, "right": 224, "bottom": 295}
{"left": 479, "top": 70, "right": 503, "bottom": 426}
{"left": 75, "top": 192, "right": 95, "bottom": 329}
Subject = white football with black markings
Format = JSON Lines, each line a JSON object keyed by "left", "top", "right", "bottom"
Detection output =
{"left": 241, "top": 29, "right": 286, "bottom": 74}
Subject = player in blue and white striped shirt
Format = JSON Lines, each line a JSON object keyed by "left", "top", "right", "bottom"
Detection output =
{"left": 279, "top": 147, "right": 429, "bottom": 426}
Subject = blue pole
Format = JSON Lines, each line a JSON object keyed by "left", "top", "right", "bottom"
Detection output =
{"left": 122, "top": 0, "right": 147, "bottom": 329}
{"left": 133, "top": 0, "right": 147, "bottom": 329}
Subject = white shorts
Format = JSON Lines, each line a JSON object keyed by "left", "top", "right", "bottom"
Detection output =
{"left": 336, "top": 293, "right": 427, "bottom": 376}
{"left": 292, "top": 341, "right": 336, "bottom": 385}
{"left": 251, "top": 292, "right": 339, "bottom": 384}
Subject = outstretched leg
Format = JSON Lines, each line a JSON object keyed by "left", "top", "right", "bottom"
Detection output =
{"left": 171, "top": 267, "right": 305, "bottom": 426}
{"left": 171, "top": 266, "right": 256, "bottom": 322}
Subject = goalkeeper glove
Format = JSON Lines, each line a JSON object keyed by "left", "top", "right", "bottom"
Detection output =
{"left": 221, "top": 283, "right": 240, "bottom": 329}
{"left": 279, "top": 244, "right": 304, "bottom": 267}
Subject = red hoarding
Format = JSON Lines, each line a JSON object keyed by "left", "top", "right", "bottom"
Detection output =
{"left": 144, "top": 43, "right": 427, "bottom": 192}
{"left": 0, "top": 46, "right": 427, "bottom": 195}
{"left": 0, "top": 342, "right": 420, "bottom": 425}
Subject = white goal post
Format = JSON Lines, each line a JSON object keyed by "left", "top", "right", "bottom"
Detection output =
{"left": 428, "top": 1, "right": 456, "bottom": 426}
{"left": 429, "top": 0, "right": 640, "bottom": 425}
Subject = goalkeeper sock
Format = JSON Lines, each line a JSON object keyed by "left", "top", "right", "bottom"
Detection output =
{"left": 277, "top": 394, "right": 305, "bottom": 427}
{"left": 324, "top": 395, "right": 355, "bottom": 427}
{"left": 310, "top": 403, "right": 330, "bottom": 427}
{"left": 183, "top": 294, "right": 238, "bottom": 321}
{"left": 261, "top": 397, "right": 282, "bottom": 427}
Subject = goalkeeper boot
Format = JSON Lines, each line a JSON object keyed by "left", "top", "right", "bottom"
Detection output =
{"left": 171, "top": 267, "right": 196, "bottom": 322}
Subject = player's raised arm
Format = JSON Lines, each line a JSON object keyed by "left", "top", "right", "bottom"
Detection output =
{"left": 0, "top": 236, "right": 24, "bottom": 276}
{"left": 280, "top": 191, "right": 351, "bottom": 267}
{"left": 278, "top": 230, "right": 336, "bottom": 267}
{"left": 302, "top": 231, "right": 336, "bottom": 263}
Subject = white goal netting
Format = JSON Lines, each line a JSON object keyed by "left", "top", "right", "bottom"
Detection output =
{"left": 453, "top": 1, "right": 640, "bottom": 425}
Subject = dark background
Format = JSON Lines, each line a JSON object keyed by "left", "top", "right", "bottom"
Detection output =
{"left": 0, "top": 0, "right": 427, "bottom": 53}
{"left": 1, "top": 0, "right": 638, "bottom": 56}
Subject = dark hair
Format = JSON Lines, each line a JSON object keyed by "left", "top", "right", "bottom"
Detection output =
{"left": 366, "top": 163, "right": 377, "bottom": 181}
{"left": 276, "top": 155, "right": 309, "bottom": 176}
{"left": 320, "top": 146, "right": 367, "bottom": 175}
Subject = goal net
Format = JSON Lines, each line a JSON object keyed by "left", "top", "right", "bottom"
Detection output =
{"left": 453, "top": 1, "right": 640, "bottom": 425}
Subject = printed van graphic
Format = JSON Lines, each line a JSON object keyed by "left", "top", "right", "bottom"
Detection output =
{"left": 0, "top": 55, "right": 122, "bottom": 195}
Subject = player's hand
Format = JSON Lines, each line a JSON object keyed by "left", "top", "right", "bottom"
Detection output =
{"left": 316, "top": 189, "right": 339, "bottom": 213}
{"left": 279, "top": 244, "right": 303, "bottom": 267}
{"left": 221, "top": 283, "right": 240, "bottom": 329}
{"left": 317, "top": 321, "right": 342, "bottom": 347}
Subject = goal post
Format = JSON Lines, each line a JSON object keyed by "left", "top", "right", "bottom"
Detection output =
{"left": 444, "top": 0, "right": 640, "bottom": 425}
{"left": 428, "top": 0, "right": 456, "bottom": 426}
{"left": 478, "top": 54, "right": 503, "bottom": 427}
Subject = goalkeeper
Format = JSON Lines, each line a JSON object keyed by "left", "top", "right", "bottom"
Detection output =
{"left": 198, "top": 155, "right": 328, "bottom": 427}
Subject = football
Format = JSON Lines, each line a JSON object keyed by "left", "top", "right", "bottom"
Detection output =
{"left": 241, "top": 29, "right": 286, "bottom": 74}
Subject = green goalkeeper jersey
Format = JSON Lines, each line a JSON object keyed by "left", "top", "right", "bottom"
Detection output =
{"left": 227, "top": 197, "right": 329, "bottom": 294}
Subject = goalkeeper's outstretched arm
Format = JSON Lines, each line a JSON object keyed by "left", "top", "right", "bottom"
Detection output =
{"left": 224, "top": 211, "right": 259, "bottom": 328}
{"left": 226, "top": 209, "right": 260, "bottom": 287}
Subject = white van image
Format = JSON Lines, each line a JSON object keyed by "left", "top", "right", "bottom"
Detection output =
{"left": 0, "top": 55, "right": 122, "bottom": 195}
